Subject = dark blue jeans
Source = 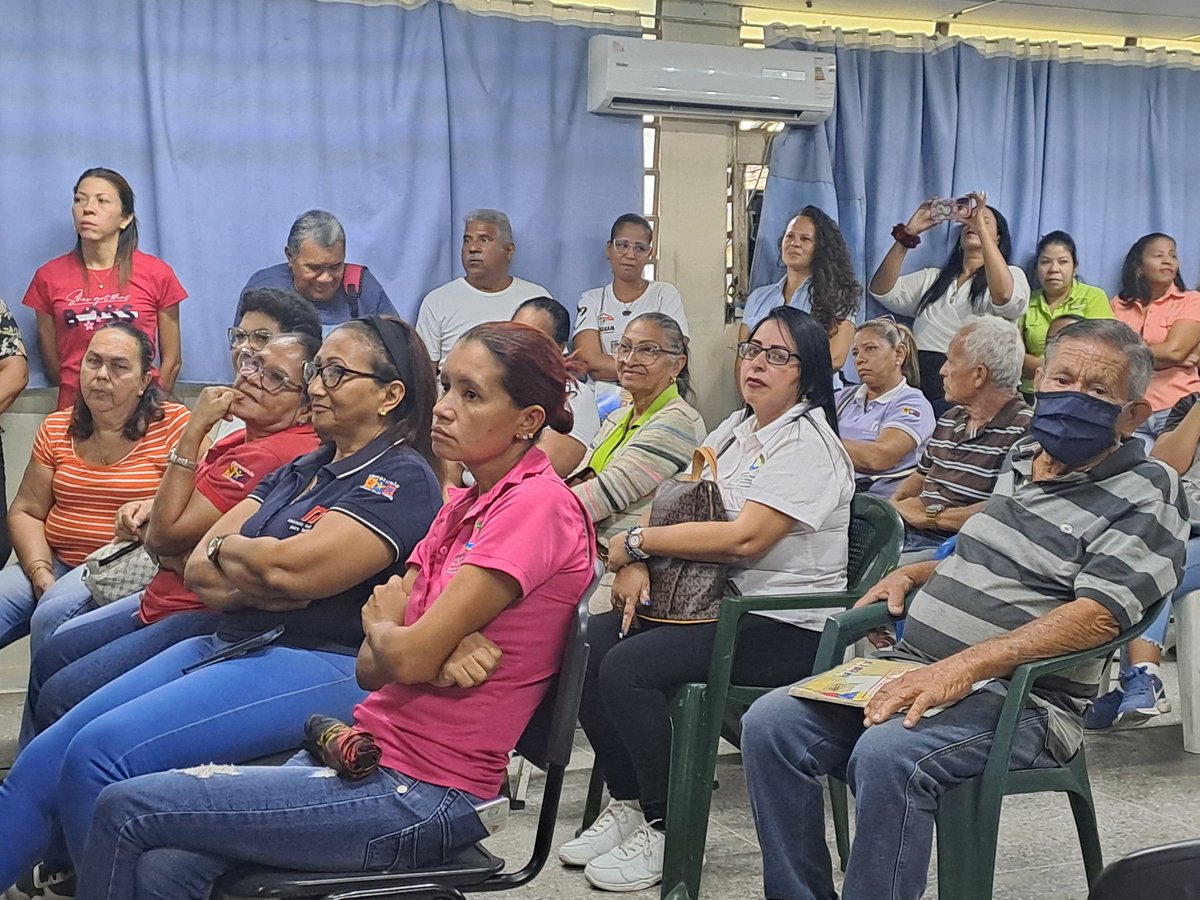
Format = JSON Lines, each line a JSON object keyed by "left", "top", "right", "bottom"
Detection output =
{"left": 742, "top": 684, "right": 1057, "bottom": 900}
{"left": 76, "top": 753, "right": 489, "bottom": 900}
{"left": 0, "top": 634, "right": 364, "bottom": 888}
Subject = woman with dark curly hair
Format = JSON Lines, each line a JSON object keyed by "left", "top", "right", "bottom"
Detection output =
{"left": 739, "top": 206, "right": 861, "bottom": 371}
{"left": 0, "top": 323, "right": 191, "bottom": 659}
{"left": 869, "top": 191, "right": 1028, "bottom": 412}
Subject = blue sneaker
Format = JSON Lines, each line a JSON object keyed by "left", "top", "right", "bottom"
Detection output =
{"left": 1116, "top": 667, "right": 1170, "bottom": 727}
{"left": 1084, "top": 686, "right": 1124, "bottom": 731}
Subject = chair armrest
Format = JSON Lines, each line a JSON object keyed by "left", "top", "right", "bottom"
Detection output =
{"left": 812, "top": 594, "right": 917, "bottom": 673}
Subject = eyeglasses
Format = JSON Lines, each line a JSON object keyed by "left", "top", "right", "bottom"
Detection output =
{"left": 227, "top": 327, "right": 274, "bottom": 352}
{"left": 611, "top": 239, "right": 652, "bottom": 256}
{"left": 614, "top": 341, "right": 678, "bottom": 364}
{"left": 236, "top": 351, "right": 302, "bottom": 394}
{"left": 302, "top": 360, "right": 388, "bottom": 389}
{"left": 736, "top": 341, "right": 801, "bottom": 367}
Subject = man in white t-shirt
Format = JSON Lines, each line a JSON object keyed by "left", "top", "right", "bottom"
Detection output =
{"left": 416, "top": 209, "right": 549, "bottom": 367}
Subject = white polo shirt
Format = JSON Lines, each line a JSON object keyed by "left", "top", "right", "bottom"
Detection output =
{"left": 705, "top": 402, "right": 854, "bottom": 629}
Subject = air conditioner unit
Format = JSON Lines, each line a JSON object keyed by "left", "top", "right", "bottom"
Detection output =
{"left": 587, "top": 35, "right": 835, "bottom": 125}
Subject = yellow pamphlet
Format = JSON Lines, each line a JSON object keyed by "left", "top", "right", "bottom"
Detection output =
{"left": 788, "top": 657, "right": 924, "bottom": 707}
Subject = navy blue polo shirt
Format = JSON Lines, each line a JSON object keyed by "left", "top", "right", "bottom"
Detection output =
{"left": 217, "top": 433, "right": 442, "bottom": 652}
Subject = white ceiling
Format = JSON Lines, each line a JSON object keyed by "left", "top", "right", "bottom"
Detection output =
{"left": 737, "top": 1, "right": 1200, "bottom": 40}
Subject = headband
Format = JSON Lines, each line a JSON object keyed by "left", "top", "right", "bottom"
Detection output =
{"left": 362, "top": 315, "right": 412, "bottom": 389}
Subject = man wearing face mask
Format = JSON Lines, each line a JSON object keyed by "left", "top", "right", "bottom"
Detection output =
{"left": 740, "top": 318, "right": 1188, "bottom": 900}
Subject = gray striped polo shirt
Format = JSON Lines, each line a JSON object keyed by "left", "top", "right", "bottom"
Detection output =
{"left": 895, "top": 436, "right": 1189, "bottom": 759}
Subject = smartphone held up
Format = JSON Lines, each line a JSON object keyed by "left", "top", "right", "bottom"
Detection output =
{"left": 928, "top": 196, "right": 973, "bottom": 224}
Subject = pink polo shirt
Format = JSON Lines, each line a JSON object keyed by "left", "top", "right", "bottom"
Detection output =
{"left": 1113, "top": 287, "right": 1200, "bottom": 411}
{"left": 352, "top": 447, "right": 595, "bottom": 800}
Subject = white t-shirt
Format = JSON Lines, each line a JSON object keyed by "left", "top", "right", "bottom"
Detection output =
{"left": 704, "top": 402, "right": 854, "bottom": 629}
{"left": 416, "top": 276, "right": 550, "bottom": 364}
{"left": 573, "top": 282, "right": 689, "bottom": 355}
{"left": 870, "top": 266, "right": 1030, "bottom": 354}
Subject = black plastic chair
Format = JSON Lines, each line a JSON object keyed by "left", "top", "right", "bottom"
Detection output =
{"left": 214, "top": 571, "right": 600, "bottom": 900}
{"left": 1088, "top": 839, "right": 1200, "bottom": 900}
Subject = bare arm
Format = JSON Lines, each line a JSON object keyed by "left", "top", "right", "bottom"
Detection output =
{"left": 573, "top": 330, "right": 618, "bottom": 382}
{"left": 143, "top": 387, "right": 234, "bottom": 557}
{"left": 866, "top": 597, "right": 1119, "bottom": 727}
{"left": 843, "top": 428, "right": 918, "bottom": 474}
{"left": 182, "top": 499, "right": 261, "bottom": 609}
{"left": 34, "top": 313, "right": 60, "bottom": 386}
{"left": 1152, "top": 402, "right": 1200, "bottom": 474}
{"left": 190, "top": 510, "right": 393, "bottom": 607}
{"left": 967, "top": 192, "right": 1016, "bottom": 305}
{"left": 1147, "top": 319, "right": 1200, "bottom": 368}
{"left": 0, "top": 355, "right": 28, "bottom": 415}
{"left": 359, "top": 564, "right": 521, "bottom": 687}
{"left": 538, "top": 430, "right": 587, "bottom": 479}
{"left": 8, "top": 460, "right": 57, "bottom": 597}
{"left": 157, "top": 306, "right": 182, "bottom": 393}
{"left": 930, "top": 501, "right": 983, "bottom": 533}
{"left": 829, "top": 319, "right": 855, "bottom": 371}
{"left": 869, "top": 203, "right": 936, "bottom": 296}
{"left": 890, "top": 471, "right": 926, "bottom": 501}
{"left": 611, "top": 500, "right": 796, "bottom": 568}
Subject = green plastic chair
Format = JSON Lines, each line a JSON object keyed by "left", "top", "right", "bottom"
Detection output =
{"left": 579, "top": 494, "right": 904, "bottom": 900}
{"left": 817, "top": 592, "right": 1172, "bottom": 900}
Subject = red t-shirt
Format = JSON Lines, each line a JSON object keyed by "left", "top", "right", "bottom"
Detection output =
{"left": 139, "top": 424, "right": 321, "bottom": 624}
{"left": 352, "top": 447, "right": 596, "bottom": 800}
{"left": 22, "top": 250, "right": 187, "bottom": 409}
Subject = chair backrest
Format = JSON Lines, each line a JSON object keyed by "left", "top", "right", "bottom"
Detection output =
{"left": 846, "top": 494, "right": 905, "bottom": 592}
{"left": 513, "top": 564, "right": 601, "bottom": 771}
{"left": 1088, "top": 838, "right": 1200, "bottom": 899}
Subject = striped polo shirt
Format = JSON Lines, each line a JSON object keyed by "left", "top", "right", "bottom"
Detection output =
{"left": 918, "top": 396, "right": 1032, "bottom": 509}
{"left": 896, "top": 436, "right": 1188, "bottom": 759}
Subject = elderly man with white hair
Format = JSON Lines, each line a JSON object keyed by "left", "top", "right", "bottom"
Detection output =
{"left": 416, "top": 208, "right": 550, "bottom": 369}
{"left": 888, "top": 316, "right": 1031, "bottom": 562}
{"left": 742, "top": 317, "right": 1189, "bottom": 900}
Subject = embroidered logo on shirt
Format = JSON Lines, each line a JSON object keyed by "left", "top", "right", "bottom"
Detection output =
{"left": 464, "top": 519, "right": 484, "bottom": 551}
{"left": 286, "top": 505, "right": 328, "bottom": 533}
{"left": 901, "top": 406, "right": 922, "bottom": 418}
{"left": 360, "top": 474, "right": 399, "bottom": 499}
{"left": 748, "top": 453, "right": 766, "bottom": 472}
{"left": 223, "top": 461, "right": 254, "bottom": 484}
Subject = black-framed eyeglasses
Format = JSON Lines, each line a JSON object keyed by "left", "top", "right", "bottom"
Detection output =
{"left": 611, "top": 238, "right": 652, "bottom": 256}
{"left": 302, "top": 360, "right": 388, "bottom": 389}
{"left": 227, "top": 327, "right": 273, "bottom": 351}
{"left": 614, "top": 341, "right": 677, "bottom": 364}
{"left": 236, "top": 351, "right": 302, "bottom": 394}
{"left": 736, "top": 341, "right": 801, "bottom": 367}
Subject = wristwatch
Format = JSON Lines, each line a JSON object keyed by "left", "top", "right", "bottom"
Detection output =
{"left": 206, "top": 534, "right": 229, "bottom": 569}
{"left": 924, "top": 504, "right": 947, "bottom": 526}
{"left": 624, "top": 526, "right": 650, "bottom": 562}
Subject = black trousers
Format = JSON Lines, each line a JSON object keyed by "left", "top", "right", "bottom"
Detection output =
{"left": 578, "top": 610, "right": 821, "bottom": 823}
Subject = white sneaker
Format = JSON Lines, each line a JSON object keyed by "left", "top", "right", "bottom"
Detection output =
{"left": 558, "top": 800, "right": 646, "bottom": 867}
{"left": 584, "top": 822, "right": 665, "bottom": 892}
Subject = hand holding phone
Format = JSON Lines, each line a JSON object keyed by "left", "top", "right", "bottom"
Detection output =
{"left": 928, "top": 196, "right": 973, "bottom": 224}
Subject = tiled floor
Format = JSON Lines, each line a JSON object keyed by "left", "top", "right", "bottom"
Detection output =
{"left": 1, "top": 661, "right": 1198, "bottom": 898}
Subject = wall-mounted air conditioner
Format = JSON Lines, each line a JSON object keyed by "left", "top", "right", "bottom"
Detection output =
{"left": 587, "top": 35, "right": 835, "bottom": 125}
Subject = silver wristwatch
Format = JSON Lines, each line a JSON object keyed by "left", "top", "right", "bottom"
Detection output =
{"left": 624, "top": 526, "right": 650, "bottom": 562}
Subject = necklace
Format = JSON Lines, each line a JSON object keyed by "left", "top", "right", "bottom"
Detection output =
{"left": 88, "top": 264, "right": 119, "bottom": 292}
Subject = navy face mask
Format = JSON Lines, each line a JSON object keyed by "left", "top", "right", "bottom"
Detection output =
{"left": 1030, "top": 390, "right": 1123, "bottom": 466}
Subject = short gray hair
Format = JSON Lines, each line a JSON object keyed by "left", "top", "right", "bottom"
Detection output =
{"left": 957, "top": 317, "right": 1023, "bottom": 391}
{"left": 286, "top": 209, "right": 345, "bottom": 255}
{"left": 465, "top": 208, "right": 513, "bottom": 244}
{"left": 1044, "top": 319, "right": 1154, "bottom": 401}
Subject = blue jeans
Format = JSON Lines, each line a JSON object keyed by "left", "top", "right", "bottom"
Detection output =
{"left": 0, "top": 633, "right": 365, "bottom": 887}
{"left": 21, "top": 595, "right": 218, "bottom": 744}
{"left": 742, "top": 685, "right": 1056, "bottom": 900}
{"left": 76, "top": 753, "right": 489, "bottom": 900}
{"left": 0, "top": 561, "right": 92, "bottom": 655}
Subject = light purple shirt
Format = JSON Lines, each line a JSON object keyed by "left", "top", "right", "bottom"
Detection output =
{"left": 836, "top": 381, "right": 935, "bottom": 497}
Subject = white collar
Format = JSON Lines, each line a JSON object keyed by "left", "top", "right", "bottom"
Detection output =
{"left": 853, "top": 379, "right": 910, "bottom": 407}
{"left": 732, "top": 401, "right": 812, "bottom": 449}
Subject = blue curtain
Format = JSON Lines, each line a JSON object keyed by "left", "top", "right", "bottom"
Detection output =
{"left": 751, "top": 35, "right": 1200, "bottom": 317}
{"left": 1, "top": 0, "right": 642, "bottom": 385}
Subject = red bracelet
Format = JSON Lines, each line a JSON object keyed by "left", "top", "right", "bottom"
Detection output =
{"left": 891, "top": 223, "right": 920, "bottom": 249}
